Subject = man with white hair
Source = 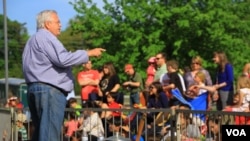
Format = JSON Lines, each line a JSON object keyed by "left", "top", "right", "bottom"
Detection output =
{"left": 22, "top": 10, "right": 105, "bottom": 141}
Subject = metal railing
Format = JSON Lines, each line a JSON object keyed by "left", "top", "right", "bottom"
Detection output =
{"left": 1, "top": 107, "right": 250, "bottom": 141}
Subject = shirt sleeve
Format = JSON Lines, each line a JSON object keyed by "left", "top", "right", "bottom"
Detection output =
{"left": 113, "top": 75, "right": 120, "bottom": 85}
{"left": 160, "top": 92, "right": 169, "bottom": 108}
{"left": 225, "top": 64, "right": 234, "bottom": 85}
{"left": 38, "top": 32, "right": 88, "bottom": 67}
{"left": 202, "top": 69, "right": 213, "bottom": 86}
{"left": 93, "top": 70, "right": 100, "bottom": 80}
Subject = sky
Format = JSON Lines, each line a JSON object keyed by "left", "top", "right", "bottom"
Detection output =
{"left": 0, "top": 0, "right": 105, "bottom": 35}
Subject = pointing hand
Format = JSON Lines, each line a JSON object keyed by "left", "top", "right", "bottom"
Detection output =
{"left": 87, "top": 48, "right": 106, "bottom": 57}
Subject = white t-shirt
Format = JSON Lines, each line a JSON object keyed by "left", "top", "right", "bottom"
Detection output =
{"left": 232, "top": 88, "right": 250, "bottom": 112}
{"left": 159, "top": 73, "right": 170, "bottom": 86}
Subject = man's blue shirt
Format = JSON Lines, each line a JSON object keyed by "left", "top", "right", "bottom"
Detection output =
{"left": 22, "top": 29, "right": 88, "bottom": 92}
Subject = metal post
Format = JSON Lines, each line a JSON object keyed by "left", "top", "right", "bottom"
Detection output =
{"left": 171, "top": 108, "right": 177, "bottom": 141}
{"left": 3, "top": 0, "right": 9, "bottom": 102}
{"left": 10, "top": 108, "right": 15, "bottom": 141}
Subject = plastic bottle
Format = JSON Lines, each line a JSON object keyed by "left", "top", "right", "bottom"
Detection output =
{"left": 98, "top": 136, "right": 104, "bottom": 141}
{"left": 97, "top": 128, "right": 104, "bottom": 141}
{"left": 81, "top": 129, "right": 88, "bottom": 141}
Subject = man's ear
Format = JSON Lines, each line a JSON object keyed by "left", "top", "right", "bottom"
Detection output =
{"left": 44, "top": 21, "right": 51, "bottom": 29}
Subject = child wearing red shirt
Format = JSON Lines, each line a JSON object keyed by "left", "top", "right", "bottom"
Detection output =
{"left": 64, "top": 112, "right": 79, "bottom": 139}
{"left": 98, "top": 92, "right": 122, "bottom": 119}
{"left": 107, "top": 92, "right": 122, "bottom": 117}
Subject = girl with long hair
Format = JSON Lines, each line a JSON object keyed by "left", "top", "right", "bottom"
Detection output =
{"left": 213, "top": 51, "right": 234, "bottom": 110}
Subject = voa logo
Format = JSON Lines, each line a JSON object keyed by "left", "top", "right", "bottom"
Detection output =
{"left": 226, "top": 129, "right": 246, "bottom": 136}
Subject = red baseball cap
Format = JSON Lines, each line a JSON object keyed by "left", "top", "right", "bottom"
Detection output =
{"left": 148, "top": 57, "right": 156, "bottom": 63}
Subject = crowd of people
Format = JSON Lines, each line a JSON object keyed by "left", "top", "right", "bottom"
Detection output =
{"left": 4, "top": 50, "right": 250, "bottom": 141}
{"left": 64, "top": 50, "right": 250, "bottom": 141}
{"left": 76, "top": 51, "right": 235, "bottom": 110}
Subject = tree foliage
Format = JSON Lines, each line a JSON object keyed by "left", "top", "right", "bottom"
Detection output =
{"left": 1, "top": 0, "right": 250, "bottom": 95}
{"left": 0, "top": 15, "right": 29, "bottom": 78}
{"left": 70, "top": 0, "right": 250, "bottom": 83}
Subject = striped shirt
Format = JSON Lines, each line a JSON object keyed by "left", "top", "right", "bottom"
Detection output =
{"left": 18, "top": 126, "right": 28, "bottom": 141}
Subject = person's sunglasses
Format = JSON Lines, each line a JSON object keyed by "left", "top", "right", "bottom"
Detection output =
{"left": 192, "top": 62, "right": 200, "bottom": 65}
{"left": 149, "top": 86, "right": 155, "bottom": 89}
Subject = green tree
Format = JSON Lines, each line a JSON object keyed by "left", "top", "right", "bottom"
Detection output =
{"left": 0, "top": 15, "right": 29, "bottom": 78}
{"left": 59, "top": 19, "right": 86, "bottom": 52}
{"left": 70, "top": 0, "right": 250, "bottom": 84}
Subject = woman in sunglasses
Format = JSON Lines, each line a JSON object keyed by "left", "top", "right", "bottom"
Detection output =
{"left": 183, "top": 55, "right": 212, "bottom": 89}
